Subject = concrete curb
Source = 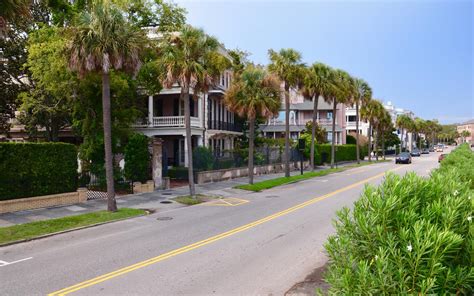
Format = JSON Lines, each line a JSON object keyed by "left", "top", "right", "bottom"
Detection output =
{"left": 0, "top": 211, "right": 150, "bottom": 248}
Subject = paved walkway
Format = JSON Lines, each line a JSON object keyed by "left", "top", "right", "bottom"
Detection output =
{"left": 0, "top": 160, "right": 380, "bottom": 227}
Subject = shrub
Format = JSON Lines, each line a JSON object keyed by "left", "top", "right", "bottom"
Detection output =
{"left": 168, "top": 166, "right": 189, "bottom": 180}
{"left": 124, "top": 133, "right": 151, "bottom": 183}
{"left": 193, "top": 146, "right": 213, "bottom": 171}
{"left": 303, "top": 144, "right": 363, "bottom": 165}
{"left": 346, "top": 134, "right": 356, "bottom": 145}
{"left": 438, "top": 144, "right": 474, "bottom": 189}
{"left": 324, "top": 147, "right": 474, "bottom": 294}
{"left": 0, "top": 142, "right": 78, "bottom": 200}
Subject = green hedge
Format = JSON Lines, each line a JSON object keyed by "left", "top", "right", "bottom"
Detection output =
{"left": 124, "top": 133, "right": 151, "bottom": 183}
{"left": 168, "top": 167, "right": 189, "bottom": 180}
{"left": 304, "top": 144, "right": 366, "bottom": 165}
{"left": 324, "top": 143, "right": 474, "bottom": 294}
{"left": 0, "top": 142, "right": 78, "bottom": 200}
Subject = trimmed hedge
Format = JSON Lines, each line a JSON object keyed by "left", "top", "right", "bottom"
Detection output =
{"left": 124, "top": 134, "right": 151, "bottom": 183}
{"left": 304, "top": 144, "right": 367, "bottom": 165}
{"left": 0, "top": 142, "right": 78, "bottom": 200}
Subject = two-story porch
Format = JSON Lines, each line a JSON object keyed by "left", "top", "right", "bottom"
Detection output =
{"left": 134, "top": 83, "right": 243, "bottom": 167}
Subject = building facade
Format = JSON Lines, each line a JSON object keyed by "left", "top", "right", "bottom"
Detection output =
{"left": 134, "top": 70, "right": 242, "bottom": 167}
{"left": 345, "top": 105, "right": 370, "bottom": 137}
{"left": 383, "top": 101, "right": 415, "bottom": 150}
{"left": 457, "top": 119, "right": 474, "bottom": 145}
{"left": 259, "top": 89, "right": 347, "bottom": 144}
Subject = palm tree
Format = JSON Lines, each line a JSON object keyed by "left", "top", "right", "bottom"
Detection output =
{"left": 158, "top": 25, "right": 226, "bottom": 198}
{"left": 268, "top": 48, "right": 304, "bottom": 177}
{"left": 66, "top": 0, "right": 145, "bottom": 212}
{"left": 361, "top": 99, "right": 384, "bottom": 161}
{"left": 461, "top": 130, "right": 471, "bottom": 143}
{"left": 396, "top": 114, "right": 412, "bottom": 151}
{"left": 224, "top": 66, "right": 281, "bottom": 184}
{"left": 414, "top": 118, "right": 426, "bottom": 148}
{"left": 325, "top": 69, "right": 351, "bottom": 168}
{"left": 377, "top": 109, "right": 392, "bottom": 160}
{"left": 352, "top": 78, "right": 372, "bottom": 163}
{"left": 300, "top": 63, "right": 333, "bottom": 170}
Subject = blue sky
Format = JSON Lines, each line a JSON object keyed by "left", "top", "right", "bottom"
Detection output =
{"left": 175, "top": 0, "right": 473, "bottom": 124}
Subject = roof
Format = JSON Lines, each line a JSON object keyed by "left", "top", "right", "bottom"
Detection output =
{"left": 282, "top": 100, "right": 335, "bottom": 111}
{"left": 459, "top": 119, "right": 474, "bottom": 125}
{"left": 259, "top": 124, "right": 344, "bottom": 133}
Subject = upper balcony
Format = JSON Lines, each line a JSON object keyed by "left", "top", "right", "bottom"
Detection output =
{"left": 135, "top": 116, "right": 201, "bottom": 128}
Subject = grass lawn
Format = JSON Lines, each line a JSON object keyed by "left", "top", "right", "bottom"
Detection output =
{"left": 235, "top": 160, "right": 389, "bottom": 192}
{"left": 0, "top": 208, "right": 146, "bottom": 245}
{"left": 172, "top": 194, "right": 217, "bottom": 205}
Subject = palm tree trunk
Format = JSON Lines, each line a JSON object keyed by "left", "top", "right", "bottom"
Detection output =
{"left": 284, "top": 83, "right": 290, "bottom": 177}
{"left": 374, "top": 128, "right": 379, "bottom": 161}
{"left": 330, "top": 99, "right": 336, "bottom": 168}
{"left": 400, "top": 128, "right": 404, "bottom": 151}
{"left": 310, "top": 94, "right": 319, "bottom": 170}
{"left": 248, "top": 117, "right": 255, "bottom": 184}
{"left": 355, "top": 100, "right": 360, "bottom": 163}
{"left": 382, "top": 132, "right": 385, "bottom": 160}
{"left": 183, "top": 86, "right": 196, "bottom": 197}
{"left": 101, "top": 72, "right": 117, "bottom": 212}
{"left": 368, "top": 123, "right": 372, "bottom": 161}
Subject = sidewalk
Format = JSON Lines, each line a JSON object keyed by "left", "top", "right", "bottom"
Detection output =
{"left": 0, "top": 160, "right": 377, "bottom": 227}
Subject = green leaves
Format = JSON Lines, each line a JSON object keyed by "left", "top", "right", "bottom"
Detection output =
{"left": 325, "top": 146, "right": 474, "bottom": 294}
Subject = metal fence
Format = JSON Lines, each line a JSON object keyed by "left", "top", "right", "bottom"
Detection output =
{"left": 79, "top": 172, "right": 133, "bottom": 200}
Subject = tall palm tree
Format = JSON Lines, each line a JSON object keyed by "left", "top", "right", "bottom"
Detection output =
{"left": 224, "top": 66, "right": 280, "bottom": 184}
{"left": 361, "top": 99, "right": 384, "bottom": 161}
{"left": 158, "top": 25, "right": 226, "bottom": 198}
{"left": 396, "top": 114, "right": 412, "bottom": 151}
{"left": 268, "top": 48, "right": 304, "bottom": 177}
{"left": 352, "top": 78, "right": 372, "bottom": 163}
{"left": 300, "top": 63, "right": 333, "bottom": 170}
{"left": 377, "top": 109, "right": 392, "bottom": 160}
{"left": 325, "top": 69, "right": 351, "bottom": 168}
{"left": 67, "top": 0, "right": 145, "bottom": 212}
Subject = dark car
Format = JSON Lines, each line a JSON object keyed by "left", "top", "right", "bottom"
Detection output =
{"left": 429, "top": 146, "right": 435, "bottom": 152}
{"left": 396, "top": 152, "right": 412, "bottom": 164}
{"left": 422, "top": 148, "right": 429, "bottom": 154}
{"left": 438, "top": 154, "right": 447, "bottom": 163}
{"left": 411, "top": 149, "right": 421, "bottom": 157}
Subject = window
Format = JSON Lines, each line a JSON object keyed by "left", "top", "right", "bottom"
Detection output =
{"left": 327, "top": 112, "right": 333, "bottom": 120}
{"left": 327, "top": 132, "right": 333, "bottom": 142}
{"left": 348, "top": 115, "right": 356, "bottom": 122}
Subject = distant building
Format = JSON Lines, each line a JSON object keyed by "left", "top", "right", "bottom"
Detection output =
{"left": 260, "top": 89, "right": 346, "bottom": 144}
{"left": 383, "top": 101, "right": 416, "bottom": 150}
{"left": 345, "top": 105, "right": 370, "bottom": 137}
{"left": 457, "top": 119, "right": 474, "bottom": 145}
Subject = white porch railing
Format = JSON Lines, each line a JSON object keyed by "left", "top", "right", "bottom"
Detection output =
{"left": 150, "top": 116, "right": 201, "bottom": 128}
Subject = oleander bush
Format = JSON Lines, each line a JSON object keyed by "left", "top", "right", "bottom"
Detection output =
{"left": 324, "top": 145, "right": 474, "bottom": 294}
{"left": 437, "top": 144, "right": 474, "bottom": 189}
{"left": 0, "top": 142, "right": 78, "bottom": 200}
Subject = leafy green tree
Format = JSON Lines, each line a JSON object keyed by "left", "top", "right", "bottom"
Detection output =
{"left": 224, "top": 66, "right": 280, "bottom": 184}
{"left": 157, "top": 25, "right": 227, "bottom": 197}
{"left": 66, "top": 0, "right": 146, "bottom": 212}
{"left": 0, "top": 1, "right": 50, "bottom": 135}
{"left": 268, "top": 48, "right": 304, "bottom": 177}
{"left": 301, "top": 63, "right": 333, "bottom": 170}
{"left": 18, "top": 26, "right": 74, "bottom": 141}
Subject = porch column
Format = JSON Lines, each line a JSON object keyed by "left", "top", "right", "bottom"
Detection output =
{"left": 152, "top": 137, "right": 163, "bottom": 189}
{"left": 148, "top": 95, "right": 154, "bottom": 127}
{"left": 184, "top": 134, "right": 189, "bottom": 167}
{"left": 198, "top": 95, "right": 203, "bottom": 128}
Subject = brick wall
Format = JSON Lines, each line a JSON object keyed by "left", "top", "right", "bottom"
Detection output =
{"left": 0, "top": 189, "right": 87, "bottom": 214}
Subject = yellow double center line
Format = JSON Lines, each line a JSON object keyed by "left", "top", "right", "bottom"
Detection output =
{"left": 49, "top": 166, "right": 402, "bottom": 296}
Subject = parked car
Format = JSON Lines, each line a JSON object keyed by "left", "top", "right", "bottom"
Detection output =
{"left": 411, "top": 149, "right": 421, "bottom": 157}
{"left": 396, "top": 152, "right": 412, "bottom": 164}
{"left": 429, "top": 146, "right": 435, "bottom": 152}
{"left": 422, "top": 148, "right": 429, "bottom": 154}
{"left": 436, "top": 145, "right": 444, "bottom": 152}
{"left": 438, "top": 154, "right": 447, "bottom": 163}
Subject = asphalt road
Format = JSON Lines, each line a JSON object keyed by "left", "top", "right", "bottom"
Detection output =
{"left": 1, "top": 149, "right": 447, "bottom": 296}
